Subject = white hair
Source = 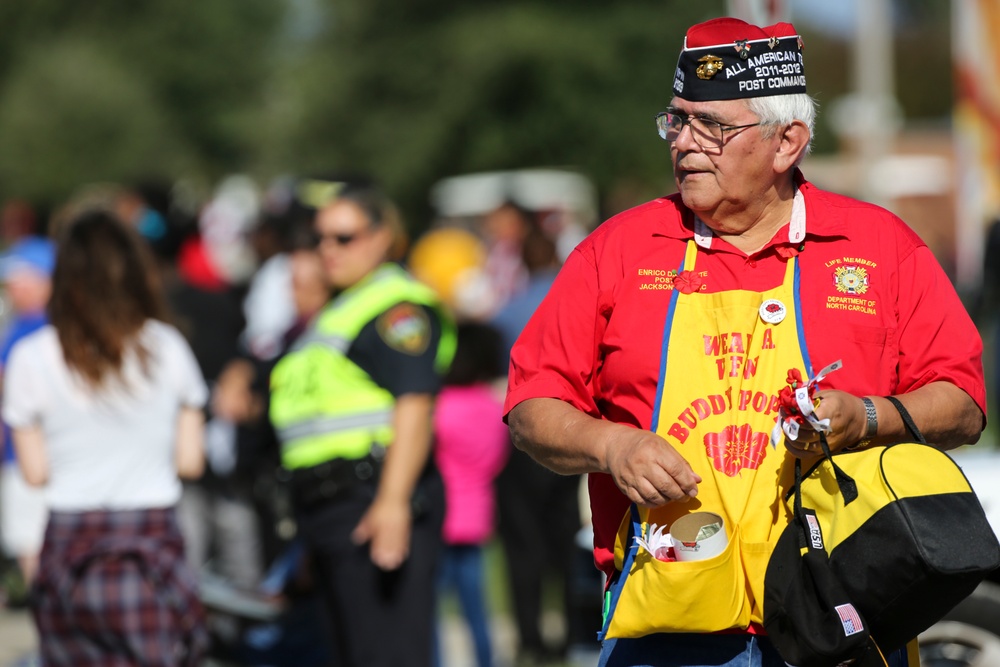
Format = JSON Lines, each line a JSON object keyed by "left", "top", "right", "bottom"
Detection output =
{"left": 746, "top": 93, "right": 817, "bottom": 163}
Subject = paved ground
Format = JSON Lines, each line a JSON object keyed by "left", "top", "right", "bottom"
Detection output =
{"left": 0, "top": 607, "right": 35, "bottom": 667}
{"left": 0, "top": 606, "right": 598, "bottom": 667}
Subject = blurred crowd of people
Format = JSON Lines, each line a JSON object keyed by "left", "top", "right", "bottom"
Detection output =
{"left": 0, "top": 173, "right": 601, "bottom": 667}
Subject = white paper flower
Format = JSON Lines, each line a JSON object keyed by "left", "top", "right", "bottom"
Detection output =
{"left": 634, "top": 522, "right": 674, "bottom": 561}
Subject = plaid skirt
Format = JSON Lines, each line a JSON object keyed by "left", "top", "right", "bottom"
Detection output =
{"left": 33, "top": 507, "right": 209, "bottom": 667}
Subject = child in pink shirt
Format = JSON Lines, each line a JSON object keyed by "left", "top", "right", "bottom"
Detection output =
{"left": 434, "top": 322, "right": 510, "bottom": 667}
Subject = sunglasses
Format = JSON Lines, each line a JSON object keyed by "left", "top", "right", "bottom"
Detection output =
{"left": 312, "top": 227, "right": 372, "bottom": 247}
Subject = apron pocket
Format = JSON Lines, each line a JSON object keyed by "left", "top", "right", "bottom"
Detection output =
{"left": 741, "top": 537, "right": 778, "bottom": 626}
{"left": 605, "top": 524, "right": 751, "bottom": 638}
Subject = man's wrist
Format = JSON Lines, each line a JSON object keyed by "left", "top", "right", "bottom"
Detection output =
{"left": 854, "top": 396, "right": 878, "bottom": 449}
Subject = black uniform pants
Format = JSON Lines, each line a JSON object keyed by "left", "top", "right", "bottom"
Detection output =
{"left": 295, "top": 468, "right": 444, "bottom": 667}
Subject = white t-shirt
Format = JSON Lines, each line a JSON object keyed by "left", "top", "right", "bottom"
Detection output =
{"left": 242, "top": 253, "right": 295, "bottom": 361}
{"left": 2, "top": 320, "right": 207, "bottom": 511}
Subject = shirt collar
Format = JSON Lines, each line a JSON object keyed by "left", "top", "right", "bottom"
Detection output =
{"left": 664, "top": 171, "right": 850, "bottom": 249}
{"left": 692, "top": 185, "right": 806, "bottom": 250}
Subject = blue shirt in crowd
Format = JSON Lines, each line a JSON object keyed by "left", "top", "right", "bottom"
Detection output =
{"left": 1, "top": 312, "right": 48, "bottom": 464}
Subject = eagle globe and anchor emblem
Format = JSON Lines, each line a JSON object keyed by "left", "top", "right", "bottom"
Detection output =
{"left": 696, "top": 55, "right": 724, "bottom": 80}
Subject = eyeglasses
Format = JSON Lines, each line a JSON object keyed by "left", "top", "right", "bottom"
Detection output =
{"left": 312, "top": 227, "right": 372, "bottom": 247}
{"left": 655, "top": 110, "right": 762, "bottom": 149}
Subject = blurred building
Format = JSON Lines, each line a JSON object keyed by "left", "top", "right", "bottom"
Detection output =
{"left": 953, "top": 0, "right": 1000, "bottom": 291}
{"left": 802, "top": 129, "right": 958, "bottom": 282}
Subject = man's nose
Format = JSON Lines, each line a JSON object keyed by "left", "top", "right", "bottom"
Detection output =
{"left": 672, "top": 120, "right": 701, "bottom": 153}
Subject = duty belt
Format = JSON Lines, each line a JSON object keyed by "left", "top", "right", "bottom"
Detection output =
{"left": 287, "top": 446, "right": 385, "bottom": 509}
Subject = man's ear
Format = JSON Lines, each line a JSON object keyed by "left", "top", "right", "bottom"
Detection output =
{"left": 773, "top": 120, "right": 811, "bottom": 174}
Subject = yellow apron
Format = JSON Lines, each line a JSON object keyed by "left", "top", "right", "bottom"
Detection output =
{"left": 602, "top": 240, "right": 808, "bottom": 639}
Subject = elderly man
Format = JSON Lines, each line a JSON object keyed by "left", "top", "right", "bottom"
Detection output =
{"left": 504, "top": 16, "right": 985, "bottom": 667}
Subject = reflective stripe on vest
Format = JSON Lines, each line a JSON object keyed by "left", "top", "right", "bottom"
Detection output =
{"left": 276, "top": 409, "right": 392, "bottom": 444}
{"left": 288, "top": 331, "right": 351, "bottom": 355}
{"left": 270, "top": 263, "right": 455, "bottom": 469}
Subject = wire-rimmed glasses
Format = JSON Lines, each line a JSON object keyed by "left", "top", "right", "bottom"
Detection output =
{"left": 655, "top": 110, "right": 762, "bottom": 150}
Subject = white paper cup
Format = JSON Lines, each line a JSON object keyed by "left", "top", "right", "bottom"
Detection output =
{"left": 670, "top": 511, "right": 728, "bottom": 562}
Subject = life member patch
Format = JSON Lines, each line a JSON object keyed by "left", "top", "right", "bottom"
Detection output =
{"left": 376, "top": 303, "right": 431, "bottom": 355}
{"left": 833, "top": 265, "right": 869, "bottom": 295}
{"left": 825, "top": 257, "right": 877, "bottom": 316}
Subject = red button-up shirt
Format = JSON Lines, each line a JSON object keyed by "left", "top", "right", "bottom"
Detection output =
{"left": 504, "top": 177, "right": 986, "bottom": 578}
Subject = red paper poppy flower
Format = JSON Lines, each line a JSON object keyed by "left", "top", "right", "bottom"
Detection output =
{"left": 775, "top": 244, "right": 800, "bottom": 259}
{"left": 778, "top": 386, "right": 799, "bottom": 413}
{"left": 673, "top": 270, "right": 703, "bottom": 294}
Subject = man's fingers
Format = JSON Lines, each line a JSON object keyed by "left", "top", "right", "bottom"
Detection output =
{"left": 609, "top": 434, "right": 701, "bottom": 507}
{"left": 629, "top": 478, "right": 683, "bottom": 507}
{"left": 797, "top": 427, "right": 820, "bottom": 441}
{"left": 785, "top": 437, "right": 824, "bottom": 459}
{"left": 659, "top": 457, "right": 701, "bottom": 496}
{"left": 625, "top": 463, "right": 700, "bottom": 507}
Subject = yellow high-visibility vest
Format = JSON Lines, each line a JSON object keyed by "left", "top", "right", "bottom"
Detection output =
{"left": 269, "top": 263, "right": 456, "bottom": 470}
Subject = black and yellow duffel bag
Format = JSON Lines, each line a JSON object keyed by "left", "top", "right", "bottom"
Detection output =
{"left": 764, "top": 397, "right": 1000, "bottom": 666}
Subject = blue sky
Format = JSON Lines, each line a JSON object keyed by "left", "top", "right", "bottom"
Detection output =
{"left": 788, "top": 0, "right": 857, "bottom": 38}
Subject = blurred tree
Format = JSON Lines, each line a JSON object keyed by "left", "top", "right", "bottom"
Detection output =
{"left": 0, "top": 0, "right": 958, "bottom": 226}
{"left": 0, "top": 0, "right": 284, "bottom": 201}
{"left": 894, "top": 0, "right": 951, "bottom": 121}
{"left": 0, "top": 39, "right": 191, "bottom": 206}
{"left": 264, "top": 0, "right": 727, "bottom": 226}
{"left": 792, "top": 28, "right": 850, "bottom": 156}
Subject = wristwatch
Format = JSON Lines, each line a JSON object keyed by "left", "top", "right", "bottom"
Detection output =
{"left": 855, "top": 397, "right": 878, "bottom": 449}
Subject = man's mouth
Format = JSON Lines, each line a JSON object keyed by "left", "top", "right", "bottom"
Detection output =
{"left": 676, "top": 165, "right": 709, "bottom": 177}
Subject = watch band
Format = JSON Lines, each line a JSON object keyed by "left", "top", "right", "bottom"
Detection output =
{"left": 854, "top": 396, "right": 878, "bottom": 449}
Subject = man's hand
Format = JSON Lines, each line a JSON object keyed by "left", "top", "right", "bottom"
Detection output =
{"left": 351, "top": 497, "right": 412, "bottom": 571}
{"left": 604, "top": 429, "right": 701, "bottom": 507}
{"left": 786, "top": 389, "right": 867, "bottom": 457}
{"left": 508, "top": 398, "right": 701, "bottom": 503}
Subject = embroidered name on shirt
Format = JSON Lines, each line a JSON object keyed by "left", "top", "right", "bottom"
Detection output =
{"left": 636, "top": 267, "right": 707, "bottom": 291}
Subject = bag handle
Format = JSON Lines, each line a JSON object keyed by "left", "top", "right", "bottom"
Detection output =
{"left": 789, "top": 395, "right": 922, "bottom": 510}
{"left": 819, "top": 432, "right": 859, "bottom": 505}
{"left": 884, "top": 396, "right": 927, "bottom": 445}
{"left": 790, "top": 431, "right": 860, "bottom": 532}
{"left": 792, "top": 457, "right": 808, "bottom": 548}
{"left": 783, "top": 432, "right": 858, "bottom": 505}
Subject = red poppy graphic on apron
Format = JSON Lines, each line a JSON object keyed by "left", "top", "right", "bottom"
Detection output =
{"left": 703, "top": 424, "right": 769, "bottom": 476}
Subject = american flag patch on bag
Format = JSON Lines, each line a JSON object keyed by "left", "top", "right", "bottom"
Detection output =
{"left": 835, "top": 603, "right": 864, "bottom": 636}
